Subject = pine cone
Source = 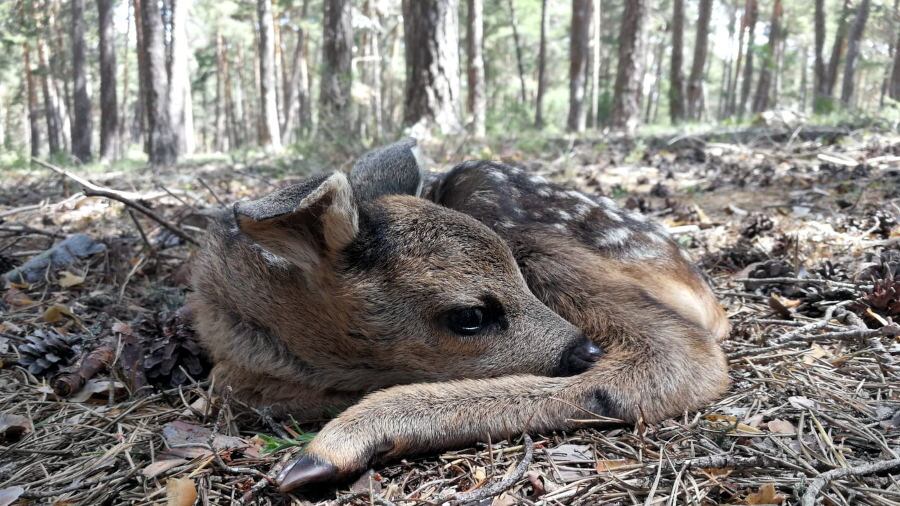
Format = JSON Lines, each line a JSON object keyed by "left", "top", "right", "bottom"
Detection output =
{"left": 740, "top": 213, "right": 774, "bottom": 239}
{"left": 18, "top": 329, "right": 82, "bottom": 376}
{"left": 140, "top": 306, "right": 210, "bottom": 388}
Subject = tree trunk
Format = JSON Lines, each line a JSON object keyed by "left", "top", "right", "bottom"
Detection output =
{"left": 214, "top": 31, "right": 227, "bottom": 151}
{"left": 255, "top": 0, "right": 282, "bottom": 150}
{"left": 891, "top": 31, "right": 900, "bottom": 100}
{"left": 167, "top": 0, "right": 194, "bottom": 155}
{"left": 738, "top": 0, "right": 758, "bottom": 118}
{"left": 669, "top": 0, "right": 686, "bottom": 123}
{"left": 48, "top": 0, "right": 72, "bottom": 152}
{"left": 466, "top": 0, "right": 486, "bottom": 137}
{"left": 24, "top": 44, "right": 42, "bottom": 158}
{"left": 589, "top": 0, "right": 601, "bottom": 128}
{"left": 717, "top": 2, "right": 736, "bottom": 119}
{"left": 534, "top": 0, "right": 549, "bottom": 128}
{"left": 645, "top": 37, "right": 664, "bottom": 123}
{"left": 826, "top": 0, "right": 851, "bottom": 97}
{"left": 610, "top": 0, "right": 645, "bottom": 133}
{"left": 686, "top": 0, "right": 712, "bottom": 120}
{"left": 132, "top": 0, "right": 148, "bottom": 150}
{"left": 402, "top": 0, "right": 461, "bottom": 135}
{"left": 840, "top": 0, "right": 870, "bottom": 107}
{"left": 36, "top": 19, "right": 62, "bottom": 155}
{"left": 97, "top": 0, "right": 119, "bottom": 161}
{"left": 505, "top": 0, "right": 527, "bottom": 104}
{"left": 751, "top": 0, "right": 781, "bottom": 114}
{"left": 567, "top": 0, "right": 592, "bottom": 132}
{"left": 813, "top": 0, "right": 829, "bottom": 112}
{"left": 71, "top": 0, "right": 93, "bottom": 162}
{"left": 140, "top": 0, "right": 177, "bottom": 166}
{"left": 726, "top": 0, "right": 747, "bottom": 116}
{"left": 320, "top": 0, "right": 354, "bottom": 140}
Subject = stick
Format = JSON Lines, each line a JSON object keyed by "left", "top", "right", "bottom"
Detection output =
{"left": 51, "top": 342, "right": 116, "bottom": 398}
{"left": 800, "top": 458, "right": 900, "bottom": 506}
{"left": 450, "top": 433, "right": 534, "bottom": 504}
{"left": 33, "top": 158, "right": 199, "bottom": 246}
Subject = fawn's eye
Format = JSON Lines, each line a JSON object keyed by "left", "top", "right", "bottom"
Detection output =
{"left": 446, "top": 307, "right": 486, "bottom": 336}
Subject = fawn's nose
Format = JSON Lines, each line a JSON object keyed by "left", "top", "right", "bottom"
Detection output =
{"left": 555, "top": 335, "right": 602, "bottom": 376}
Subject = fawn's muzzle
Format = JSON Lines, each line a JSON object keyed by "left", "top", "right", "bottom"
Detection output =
{"left": 555, "top": 335, "right": 602, "bottom": 376}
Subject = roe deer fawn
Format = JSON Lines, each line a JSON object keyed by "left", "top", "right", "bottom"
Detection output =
{"left": 188, "top": 139, "right": 729, "bottom": 492}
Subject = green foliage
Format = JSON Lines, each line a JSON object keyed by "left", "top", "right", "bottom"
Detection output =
{"left": 256, "top": 430, "right": 317, "bottom": 454}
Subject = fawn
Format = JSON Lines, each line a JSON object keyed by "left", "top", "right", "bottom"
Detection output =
{"left": 189, "top": 139, "right": 729, "bottom": 492}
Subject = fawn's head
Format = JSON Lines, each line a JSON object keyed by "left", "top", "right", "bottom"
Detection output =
{"left": 229, "top": 140, "right": 599, "bottom": 386}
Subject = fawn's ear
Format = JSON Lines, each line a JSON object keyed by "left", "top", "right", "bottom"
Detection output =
{"left": 350, "top": 138, "right": 425, "bottom": 201}
{"left": 234, "top": 172, "right": 358, "bottom": 267}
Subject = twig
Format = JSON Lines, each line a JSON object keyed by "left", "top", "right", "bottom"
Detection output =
{"left": 33, "top": 158, "right": 199, "bottom": 246}
{"left": 51, "top": 341, "right": 116, "bottom": 397}
{"left": 736, "top": 277, "right": 872, "bottom": 291}
{"left": 800, "top": 458, "right": 900, "bottom": 506}
{"left": 197, "top": 177, "right": 226, "bottom": 207}
{"left": 451, "top": 433, "right": 534, "bottom": 504}
{"left": 207, "top": 386, "right": 270, "bottom": 480}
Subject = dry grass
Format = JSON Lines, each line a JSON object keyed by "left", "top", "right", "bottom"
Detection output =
{"left": 1, "top": 127, "right": 899, "bottom": 505}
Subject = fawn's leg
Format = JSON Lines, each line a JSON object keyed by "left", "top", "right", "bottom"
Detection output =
{"left": 277, "top": 317, "right": 728, "bottom": 491}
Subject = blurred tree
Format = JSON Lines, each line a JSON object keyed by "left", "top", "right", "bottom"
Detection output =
{"left": 567, "top": 0, "right": 592, "bottom": 132}
{"left": 169, "top": 0, "right": 194, "bottom": 155}
{"left": 611, "top": 0, "right": 644, "bottom": 133}
{"left": 534, "top": 0, "right": 549, "bottom": 128}
{"left": 752, "top": 0, "right": 782, "bottom": 113}
{"left": 687, "top": 0, "right": 712, "bottom": 120}
{"left": 97, "top": 0, "right": 118, "bottom": 161}
{"left": 140, "top": 0, "right": 177, "bottom": 166}
{"left": 841, "top": 0, "right": 870, "bottom": 107}
{"left": 320, "top": 0, "right": 353, "bottom": 141}
{"left": 738, "top": 0, "right": 757, "bottom": 118}
{"left": 402, "top": 0, "right": 461, "bottom": 134}
{"left": 669, "top": 0, "right": 685, "bottom": 123}
{"left": 813, "top": 0, "right": 828, "bottom": 113}
{"left": 71, "top": 0, "right": 92, "bottom": 162}
{"left": 257, "top": 0, "right": 282, "bottom": 150}
{"left": 466, "top": 0, "right": 486, "bottom": 137}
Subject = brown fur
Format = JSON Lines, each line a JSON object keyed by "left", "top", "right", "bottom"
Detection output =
{"left": 189, "top": 144, "right": 729, "bottom": 489}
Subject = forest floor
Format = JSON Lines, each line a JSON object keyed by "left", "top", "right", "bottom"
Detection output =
{"left": 1, "top": 124, "right": 899, "bottom": 505}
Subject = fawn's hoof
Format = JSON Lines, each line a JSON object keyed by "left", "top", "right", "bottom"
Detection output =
{"left": 276, "top": 455, "right": 338, "bottom": 492}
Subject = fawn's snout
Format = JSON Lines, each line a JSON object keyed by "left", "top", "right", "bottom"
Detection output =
{"left": 556, "top": 335, "right": 603, "bottom": 376}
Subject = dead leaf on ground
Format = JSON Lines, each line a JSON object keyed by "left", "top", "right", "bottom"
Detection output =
{"left": 68, "top": 379, "right": 128, "bottom": 403}
{"left": 3, "top": 288, "right": 34, "bottom": 308}
{"left": 42, "top": 304, "right": 76, "bottom": 324}
{"left": 165, "top": 477, "right": 197, "bottom": 506}
{"left": 746, "top": 483, "right": 786, "bottom": 505}
{"left": 703, "top": 413, "right": 763, "bottom": 434}
{"left": 58, "top": 270, "right": 86, "bottom": 288}
{"left": 596, "top": 459, "right": 638, "bottom": 473}
{"left": 766, "top": 419, "right": 796, "bottom": 434}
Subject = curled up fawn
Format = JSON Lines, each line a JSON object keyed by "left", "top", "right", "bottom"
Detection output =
{"left": 189, "top": 139, "right": 730, "bottom": 492}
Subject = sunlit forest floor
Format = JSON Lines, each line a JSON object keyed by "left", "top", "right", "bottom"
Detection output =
{"left": 1, "top": 124, "right": 899, "bottom": 504}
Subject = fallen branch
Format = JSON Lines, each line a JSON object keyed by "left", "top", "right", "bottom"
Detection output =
{"left": 450, "top": 433, "right": 534, "bottom": 504}
{"left": 800, "top": 458, "right": 900, "bottom": 506}
{"left": 51, "top": 342, "right": 116, "bottom": 398}
{"left": 33, "top": 158, "right": 199, "bottom": 247}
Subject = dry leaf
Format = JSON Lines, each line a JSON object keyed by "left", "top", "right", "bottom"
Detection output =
{"left": 58, "top": 270, "right": 85, "bottom": 288}
{"left": 803, "top": 343, "right": 831, "bottom": 365}
{"left": 166, "top": 477, "right": 197, "bottom": 506}
{"left": 0, "top": 486, "right": 24, "bottom": 506}
{"left": 142, "top": 459, "right": 185, "bottom": 479}
{"left": 68, "top": 380, "right": 127, "bottom": 403}
{"left": 788, "top": 396, "right": 819, "bottom": 410}
{"left": 3, "top": 288, "right": 34, "bottom": 308}
{"left": 746, "top": 483, "right": 785, "bottom": 505}
{"left": 703, "top": 414, "right": 763, "bottom": 434}
{"left": 473, "top": 466, "right": 486, "bottom": 483}
{"left": 596, "top": 459, "right": 637, "bottom": 472}
{"left": 42, "top": 304, "right": 75, "bottom": 323}
{"left": 767, "top": 419, "right": 796, "bottom": 434}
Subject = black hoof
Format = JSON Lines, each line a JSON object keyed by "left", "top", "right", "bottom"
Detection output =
{"left": 276, "top": 455, "right": 338, "bottom": 493}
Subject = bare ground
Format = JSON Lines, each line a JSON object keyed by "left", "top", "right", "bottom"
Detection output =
{"left": 1, "top": 126, "right": 899, "bottom": 505}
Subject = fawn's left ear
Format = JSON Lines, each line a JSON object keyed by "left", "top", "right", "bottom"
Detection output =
{"left": 234, "top": 172, "right": 358, "bottom": 268}
{"left": 350, "top": 138, "right": 425, "bottom": 201}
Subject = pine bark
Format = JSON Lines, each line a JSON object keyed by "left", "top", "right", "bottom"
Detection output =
{"left": 738, "top": 0, "right": 758, "bottom": 118}
{"left": 669, "top": 0, "right": 686, "bottom": 123}
{"left": 506, "top": 0, "right": 527, "bottom": 104}
{"left": 97, "top": 0, "right": 119, "bottom": 161}
{"left": 402, "top": 0, "right": 461, "bottom": 134}
{"left": 320, "top": 0, "right": 353, "bottom": 140}
{"left": 726, "top": 0, "right": 748, "bottom": 116}
{"left": 751, "top": 0, "right": 781, "bottom": 114}
{"left": 825, "top": 0, "right": 851, "bottom": 96}
{"left": 24, "top": 44, "right": 42, "bottom": 158}
{"left": 71, "top": 0, "right": 93, "bottom": 162}
{"left": 891, "top": 31, "right": 900, "bottom": 100}
{"left": 813, "top": 0, "right": 829, "bottom": 112}
{"left": 534, "top": 0, "right": 549, "bottom": 128}
{"left": 280, "top": 0, "right": 311, "bottom": 144}
{"left": 687, "top": 0, "right": 713, "bottom": 120}
{"left": 610, "top": 0, "right": 645, "bottom": 133}
{"left": 140, "top": 0, "right": 177, "bottom": 166}
{"left": 36, "top": 24, "right": 62, "bottom": 155}
{"left": 169, "top": 0, "right": 194, "bottom": 155}
{"left": 840, "top": 0, "right": 870, "bottom": 107}
{"left": 257, "top": 0, "right": 282, "bottom": 150}
{"left": 466, "top": 0, "right": 486, "bottom": 137}
{"left": 567, "top": 0, "right": 593, "bottom": 132}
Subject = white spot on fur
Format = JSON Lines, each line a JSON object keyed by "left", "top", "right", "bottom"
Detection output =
{"left": 489, "top": 171, "right": 508, "bottom": 182}
{"left": 498, "top": 220, "right": 516, "bottom": 229}
{"left": 596, "top": 227, "right": 633, "bottom": 247}
{"left": 554, "top": 223, "right": 567, "bottom": 231}
{"left": 626, "top": 210, "right": 647, "bottom": 223}
{"left": 529, "top": 175, "right": 549, "bottom": 184}
{"left": 574, "top": 204, "right": 591, "bottom": 217}
{"left": 537, "top": 187, "right": 552, "bottom": 198}
{"left": 567, "top": 190, "right": 599, "bottom": 207}
{"left": 556, "top": 209, "right": 572, "bottom": 221}
{"left": 604, "top": 209, "right": 624, "bottom": 222}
